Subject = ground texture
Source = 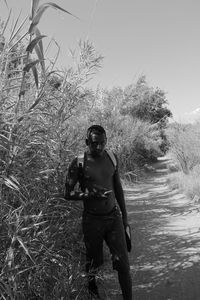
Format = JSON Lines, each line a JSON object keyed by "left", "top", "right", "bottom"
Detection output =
{"left": 100, "top": 157, "right": 200, "bottom": 300}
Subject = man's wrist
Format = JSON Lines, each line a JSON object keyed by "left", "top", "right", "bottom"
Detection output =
{"left": 122, "top": 214, "right": 128, "bottom": 226}
{"left": 65, "top": 191, "right": 85, "bottom": 200}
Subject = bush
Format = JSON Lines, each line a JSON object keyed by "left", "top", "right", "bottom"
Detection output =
{"left": 0, "top": 7, "right": 103, "bottom": 298}
{"left": 167, "top": 123, "right": 200, "bottom": 174}
{"left": 167, "top": 165, "right": 200, "bottom": 199}
{"left": 87, "top": 87, "right": 165, "bottom": 173}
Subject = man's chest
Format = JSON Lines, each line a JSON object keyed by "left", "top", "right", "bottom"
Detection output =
{"left": 83, "top": 154, "right": 115, "bottom": 182}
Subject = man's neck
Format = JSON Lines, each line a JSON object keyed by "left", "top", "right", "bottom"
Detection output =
{"left": 87, "top": 150, "right": 105, "bottom": 159}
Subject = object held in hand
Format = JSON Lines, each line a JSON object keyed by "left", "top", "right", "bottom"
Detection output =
{"left": 125, "top": 224, "right": 132, "bottom": 252}
{"left": 103, "top": 190, "right": 112, "bottom": 196}
{"left": 88, "top": 187, "right": 112, "bottom": 200}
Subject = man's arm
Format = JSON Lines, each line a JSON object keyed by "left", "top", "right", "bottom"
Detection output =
{"left": 64, "top": 157, "right": 81, "bottom": 200}
{"left": 113, "top": 158, "right": 128, "bottom": 227}
{"left": 65, "top": 157, "right": 105, "bottom": 201}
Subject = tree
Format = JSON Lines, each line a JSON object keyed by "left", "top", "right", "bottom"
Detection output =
{"left": 121, "top": 76, "right": 172, "bottom": 126}
{"left": 121, "top": 76, "right": 172, "bottom": 154}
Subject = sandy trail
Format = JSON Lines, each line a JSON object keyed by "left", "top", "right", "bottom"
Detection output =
{"left": 103, "top": 157, "right": 200, "bottom": 300}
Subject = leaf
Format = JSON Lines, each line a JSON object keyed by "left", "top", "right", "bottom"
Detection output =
{"left": 3, "top": 0, "right": 9, "bottom": 9}
{"left": 35, "top": 27, "right": 44, "bottom": 58}
{"left": 16, "top": 237, "right": 35, "bottom": 263}
{"left": 4, "top": 177, "right": 19, "bottom": 191}
{"left": 9, "top": 10, "right": 22, "bottom": 41}
{"left": 0, "top": 134, "right": 10, "bottom": 150}
{"left": 34, "top": 44, "right": 45, "bottom": 73}
{"left": 23, "top": 59, "right": 40, "bottom": 72}
{"left": 27, "top": 94, "right": 43, "bottom": 111}
{"left": 2, "top": 8, "right": 11, "bottom": 35}
{"left": 9, "top": 31, "right": 28, "bottom": 52}
{"left": 39, "top": 169, "right": 55, "bottom": 174}
{"left": 28, "top": 2, "right": 78, "bottom": 34}
{"left": 33, "top": 221, "right": 48, "bottom": 227}
{"left": 26, "top": 35, "right": 46, "bottom": 53}
{"left": 10, "top": 175, "right": 20, "bottom": 186}
{"left": 31, "top": 65, "right": 39, "bottom": 88}
{"left": 9, "top": 15, "right": 28, "bottom": 43}
{"left": 30, "top": 0, "right": 40, "bottom": 20}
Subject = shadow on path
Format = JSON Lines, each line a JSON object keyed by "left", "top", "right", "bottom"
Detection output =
{"left": 105, "top": 157, "right": 200, "bottom": 300}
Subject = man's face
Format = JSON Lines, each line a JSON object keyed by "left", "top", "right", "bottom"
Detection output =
{"left": 87, "top": 133, "right": 107, "bottom": 157}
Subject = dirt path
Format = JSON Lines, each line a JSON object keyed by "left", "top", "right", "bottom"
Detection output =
{"left": 102, "top": 157, "right": 200, "bottom": 300}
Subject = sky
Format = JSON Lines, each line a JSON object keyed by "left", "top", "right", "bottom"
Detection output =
{"left": 1, "top": 0, "right": 200, "bottom": 121}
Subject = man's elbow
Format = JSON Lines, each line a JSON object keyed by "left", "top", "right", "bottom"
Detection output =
{"left": 64, "top": 185, "right": 72, "bottom": 200}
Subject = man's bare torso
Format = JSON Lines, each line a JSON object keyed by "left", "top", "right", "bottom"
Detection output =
{"left": 82, "top": 150, "right": 116, "bottom": 214}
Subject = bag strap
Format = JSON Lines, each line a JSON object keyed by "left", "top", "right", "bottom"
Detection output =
{"left": 77, "top": 153, "right": 85, "bottom": 191}
{"left": 105, "top": 149, "right": 117, "bottom": 170}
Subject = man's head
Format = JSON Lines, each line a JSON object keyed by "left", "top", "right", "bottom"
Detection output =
{"left": 86, "top": 125, "right": 107, "bottom": 157}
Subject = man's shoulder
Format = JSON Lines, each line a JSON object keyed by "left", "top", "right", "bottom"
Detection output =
{"left": 105, "top": 149, "right": 117, "bottom": 169}
{"left": 68, "top": 156, "right": 78, "bottom": 169}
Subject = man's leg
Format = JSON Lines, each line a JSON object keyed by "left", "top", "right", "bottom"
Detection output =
{"left": 85, "top": 260, "right": 100, "bottom": 298}
{"left": 105, "top": 212, "right": 132, "bottom": 300}
{"left": 118, "top": 269, "right": 132, "bottom": 300}
{"left": 82, "top": 214, "right": 104, "bottom": 298}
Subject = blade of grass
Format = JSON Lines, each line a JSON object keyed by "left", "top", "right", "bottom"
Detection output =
{"left": 16, "top": 237, "right": 35, "bottom": 264}
{"left": 34, "top": 43, "right": 45, "bottom": 73}
{"left": 26, "top": 35, "right": 46, "bottom": 53}
{"left": 3, "top": 0, "right": 9, "bottom": 9}
{"left": 23, "top": 59, "right": 41, "bottom": 72}
{"left": 4, "top": 177, "right": 19, "bottom": 191}
{"left": 31, "top": 64, "right": 39, "bottom": 88}
{"left": 9, "top": 31, "right": 28, "bottom": 51}
{"left": 29, "top": 2, "right": 79, "bottom": 34}
{"left": 2, "top": 9, "right": 12, "bottom": 35}
{"left": 9, "top": 10, "right": 22, "bottom": 41}
{"left": 35, "top": 27, "right": 44, "bottom": 57}
{"left": 9, "top": 15, "right": 28, "bottom": 43}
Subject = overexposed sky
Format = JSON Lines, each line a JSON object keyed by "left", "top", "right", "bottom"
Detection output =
{"left": 1, "top": 0, "right": 200, "bottom": 120}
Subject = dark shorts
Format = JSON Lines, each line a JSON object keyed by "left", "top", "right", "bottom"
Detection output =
{"left": 82, "top": 207, "right": 130, "bottom": 273}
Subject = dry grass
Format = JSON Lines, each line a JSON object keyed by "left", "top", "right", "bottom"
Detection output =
{"left": 167, "top": 123, "right": 200, "bottom": 199}
{"left": 167, "top": 122, "right": 200, "bottom": 174}
{"left": 0, "top": 2, "right": 103, "bottom": 299}
{"left": 167, "top": 165, "right": 200, "bottom": 199}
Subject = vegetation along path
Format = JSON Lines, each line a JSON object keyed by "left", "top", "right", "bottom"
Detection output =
{"left": 102, "top": 157, "right": 200, "bottom": 300}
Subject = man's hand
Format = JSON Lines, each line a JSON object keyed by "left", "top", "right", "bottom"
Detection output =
{"left": 85, "top": 186, "right": 112, "bottom": 200}
{"left": 122, "top": 216, "right": 129, "bottom": 228}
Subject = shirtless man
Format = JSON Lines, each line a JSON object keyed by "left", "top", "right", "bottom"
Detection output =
{"left": 65, "top": 125, "right": 132, "bottom": 299}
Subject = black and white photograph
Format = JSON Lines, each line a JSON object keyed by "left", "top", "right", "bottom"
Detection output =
{"left": 0, "top": 1, "right": 200, "bottom": 299}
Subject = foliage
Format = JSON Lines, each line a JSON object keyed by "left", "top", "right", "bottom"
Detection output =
{"left": 0, "top": 1, "right": 173, "bottom": 298}
{"left": 121, "top": 76, "right": 172, "bottom": 125}
{"left": 120, "top": 76, "right": 172, "bottom": 154}
{"left": 0, "top": 2, "right": 103, "bottom": 299}
{"left": 167, "top": 122, "right": 200, "bottom": 200}
{"left": 167, "top": 122, "right": 200, "bottom": 174}
{"left": 86, "top": 81, "right": 170, "bottom": 171}
{"left": 167, "top": 165, "right": 200, "bottom": 199}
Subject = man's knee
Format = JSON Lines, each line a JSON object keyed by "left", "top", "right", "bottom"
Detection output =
{"left": 112, "top": 254, "right": 130, "bottom": 273}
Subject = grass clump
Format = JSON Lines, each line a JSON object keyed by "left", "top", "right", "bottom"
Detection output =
{"left": 167, "top": 122, "right": 200, "bottom": 199}
{"left": 167, "top": 165, "right": 200, "bottom": 199}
